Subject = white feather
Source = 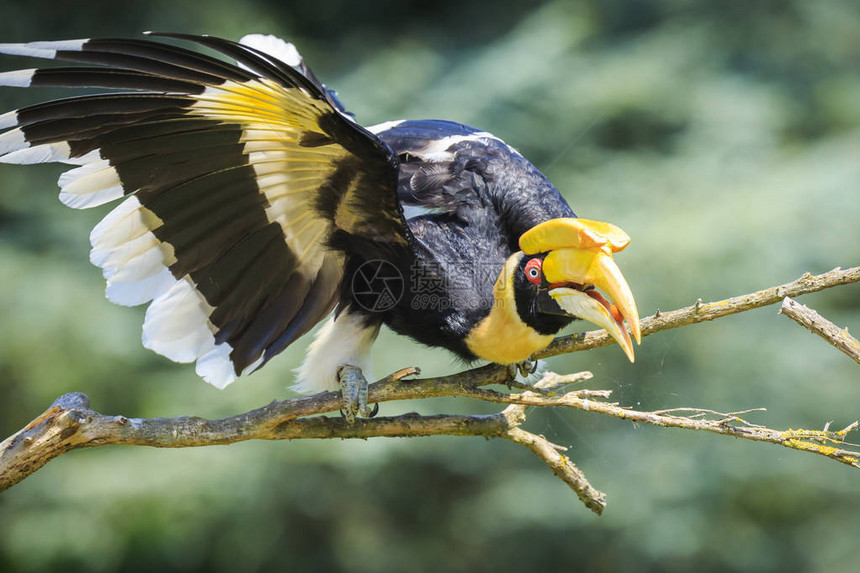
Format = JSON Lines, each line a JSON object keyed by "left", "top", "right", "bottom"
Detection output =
{"left": 104, "top": 245, "right": 165, "bottom": 283}
{"left": 143, "top": 280, "right": 212, "bottom": 342}
{"left": 89, "top": 196, "right": 175, "bottom": 307}
{"left": 106, "top": 266, "right": 175, "bottom": 307}
{"left": 239, "top": 34, "right": 302, "bottom": 67}
{"left": 89, "top": 199, "right": 241, "bottom": 387}
{"left": 90, "top": 196, "right": 148, "bottom": 250}
{"left": 1, "top": 141, "right": 70, "bottom": 164}
{"left": 58, "top": 160, "right": 124, "bottom": 209}
{"left": 0, "top": 128, "right": 26, "bottom": 156}
{"left": 412, "top": 132, "right": 501, "bottom": 162}
{"left": 58, "top": 158, "right": 117, "bottom": 187}
{"left": 90, "top": 226, "right": 160, "bottom": 269}
{"left": 142, "top": 279, "right": 216, "bottom": 362}
{"left": 241, "top": 354, "right": 265, "bottom": 377}
{"left": 59, "top": 184, "right": 123, "bottom": 209}
{"left": 0, "top": 43, "right": 57, "bottom": 58}
{"left": 66, "top": 149, "right": 102, "bottom": 165}
{"left": 160, "top": 328, "right": 215, "bottom": 364}
{"left": 367, "top": 119, "right": 405, "bottom": 135}
{"left": 0, "top": 69, "right": 35, "bottom": 87}
{"left": 196, "top": 343, "right": 238, "bottom": 389}
{"left": 0, "top": 133, "right": 97, "bottom": 165}
{"left": 0, "top": 110, "right": 17, "bottom": 130}
{"left": 0, "top": 39, "right": 87, "bottom": 59}
{"left": 28, "top": 39, "right": 88, "bottom": 52}
{"left": 293, "top": 312, "right": 380, "bottom": 394}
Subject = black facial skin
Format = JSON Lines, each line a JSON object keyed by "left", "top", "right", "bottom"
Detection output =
{"left": 513, "top": 253, "right": 575, "bottom": 336}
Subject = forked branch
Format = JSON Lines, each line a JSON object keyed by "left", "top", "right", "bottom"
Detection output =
{"left": 780, "top": 296, "right": 860, "bottom": 364}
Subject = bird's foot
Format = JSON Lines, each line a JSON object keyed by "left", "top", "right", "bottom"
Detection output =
{"left": 511, "top": 358, "right": 538, "bottom": 378}
{"left": 506, "top": 358, "right": 554, "bottom": 393}
{"left": 337, "top": 365, "right": 379, "bottom": 423}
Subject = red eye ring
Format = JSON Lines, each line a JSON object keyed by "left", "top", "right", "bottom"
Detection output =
{"left": 524, "top": 258, "right": 542, "bottom": 285}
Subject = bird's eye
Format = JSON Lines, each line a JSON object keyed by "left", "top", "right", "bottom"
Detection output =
{"left": 524, "top": 258, "right": 542, "bottom": 285}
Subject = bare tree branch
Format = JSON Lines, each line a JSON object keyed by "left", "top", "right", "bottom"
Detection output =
{"left": 2, "top": 265, "right": 859, "bottom": 514}
{"left": 780, "top": 296, "right": 860, "bottom": 364}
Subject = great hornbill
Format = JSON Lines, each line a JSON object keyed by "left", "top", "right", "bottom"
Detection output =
{"left": 0, "top": 33, "right": 640, "bottom": 420}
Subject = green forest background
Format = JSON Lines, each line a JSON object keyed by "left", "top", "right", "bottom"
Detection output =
{"left": 1, "top": 1, "right": 858, "bottom": 571}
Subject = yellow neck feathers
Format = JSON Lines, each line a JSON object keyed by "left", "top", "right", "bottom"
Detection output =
{"left": 465, "top": 252, "right": 554, "bottom": 364}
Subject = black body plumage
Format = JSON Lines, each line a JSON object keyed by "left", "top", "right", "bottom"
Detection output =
{"left": 345, "top": 120, "right": 576, "bottom": 359}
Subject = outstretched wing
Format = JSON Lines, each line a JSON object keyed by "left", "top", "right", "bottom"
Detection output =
{"left": 0, "top": 33, "right": 407, "bottom": 388}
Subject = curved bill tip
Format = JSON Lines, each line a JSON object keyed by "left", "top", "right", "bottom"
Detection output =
{"left": 543, "top": 247, "right": 641, "bottom": 352}
{"left": 549, "top": 287, "right": 636, "bottom": 362}
{"left": 590, "top": 251, "right": 641, "bottom": 348}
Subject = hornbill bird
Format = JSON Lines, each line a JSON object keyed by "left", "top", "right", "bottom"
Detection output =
{"left": 0, "top": 33, "right": 640, "bottom": 420}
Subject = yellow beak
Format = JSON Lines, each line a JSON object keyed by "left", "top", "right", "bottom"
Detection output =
{"left": 521, "top": 218, "right": 641, "bottom": 362}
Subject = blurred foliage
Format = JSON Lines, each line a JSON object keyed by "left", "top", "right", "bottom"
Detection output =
{"left": 1, "top": 0, "right": 859, "bottom": 572}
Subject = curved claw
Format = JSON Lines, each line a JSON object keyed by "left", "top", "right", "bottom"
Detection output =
{"left": 367, "top": 402, "right": 380, "bottom": 418}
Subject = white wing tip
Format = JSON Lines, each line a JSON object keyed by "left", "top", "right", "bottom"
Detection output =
{"left": 0, "top": 128, "right": 27, "bottom": 157}
{"left": 0, "top": 110, "right": 18, "bottom": 130}
{"left": 105, "top": 267, "right": 175, "bottom": 307}
{"left": 0, "top": 68, "right": 35, "bottom": 87}
{"left": 196, "top": 344, "right": 239, "bottom": 389}
{"left": 239, "top": 34, "right": 302, "bottom": 67}
{"left": 0, "top": 39, "right": 87, "bottom": 58}
{"left": 59, "top": 184, "right": 124, "bottom": 209}
{"left": 1, "top": 142, "right": 70, "bottom": 165}
{"left": 0, "top": 43, "right": 55, "bottom": 58}
{"left": 29, "top": 39, "right": 88, "bottom": 51}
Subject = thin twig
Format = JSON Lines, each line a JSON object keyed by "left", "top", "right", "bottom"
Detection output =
{"left": 779, "top": 296, "right": 860, "bottom": 364}
{"left": 534, "top": 391, "right": 860, "bottom": 469}
{"left": 503, "top": 427, "right": 607, "bottom": 514}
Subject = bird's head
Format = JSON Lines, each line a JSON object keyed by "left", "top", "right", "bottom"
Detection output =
{"left": 509, "top": 218, "right": 641, "bottom": 362}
